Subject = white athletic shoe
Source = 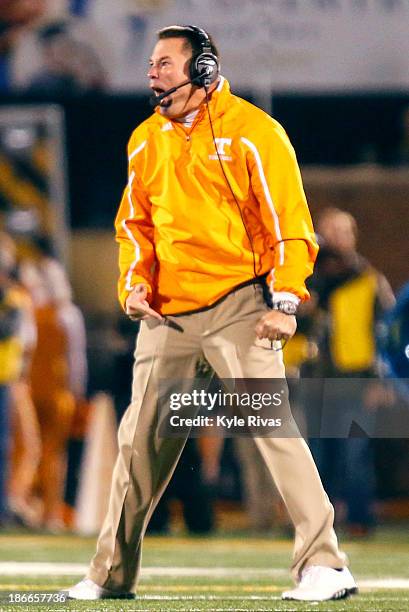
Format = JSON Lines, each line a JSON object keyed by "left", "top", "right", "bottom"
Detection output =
{"left": 65, "top": 578, "right": 135, "bottom": 600}
{"left": 282, "top": 566, "right": 358, "bottom": 601}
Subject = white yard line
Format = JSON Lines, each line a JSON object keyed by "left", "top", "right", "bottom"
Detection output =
{"left": 359, "top": 579, "right": 409, "bottom": 589}
{"left": 0, "top": 562, "right": 88, "bottom": 576}
{"left": 0, "top": 563, "right": 285, "bottom": 578}
{"left": 0, "top": 563, "right": 409, "bottom": 591}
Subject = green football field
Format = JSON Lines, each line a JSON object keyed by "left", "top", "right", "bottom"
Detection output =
{"left": 0, "top": 526, "right": 409, "bottom": 611}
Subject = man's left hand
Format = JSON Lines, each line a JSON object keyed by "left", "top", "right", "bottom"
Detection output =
{"left": 255, "top": 310, "right": 297, "bottom": 341}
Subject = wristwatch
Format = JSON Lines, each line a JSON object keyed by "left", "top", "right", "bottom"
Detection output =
{"left": 272, "top": 300, "right": 298, "bottom": 315}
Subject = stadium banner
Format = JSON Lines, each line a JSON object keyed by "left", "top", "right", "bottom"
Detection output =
{"left": 12, "top": 0, "right": 409, "bottom": 92}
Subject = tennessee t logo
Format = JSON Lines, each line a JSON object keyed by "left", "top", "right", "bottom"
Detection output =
{"left": 209, "top": 138, "right": 232, "bottom": 161}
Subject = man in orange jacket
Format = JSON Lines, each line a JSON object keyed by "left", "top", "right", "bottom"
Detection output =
{"left": 68, "top": 25, "right": 356, "bottom": 602}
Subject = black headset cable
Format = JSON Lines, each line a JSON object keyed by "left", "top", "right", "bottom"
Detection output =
{"left": 204, "top": 85, "right": 258, "bottom": 281}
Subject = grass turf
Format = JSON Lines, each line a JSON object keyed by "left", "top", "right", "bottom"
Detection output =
{"left": 0, "top": 526, "right": 409, "bottom": 611}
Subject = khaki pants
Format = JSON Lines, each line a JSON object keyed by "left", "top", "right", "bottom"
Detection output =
{"left": 88, "top": 284, "right": 346, "bottom": 591}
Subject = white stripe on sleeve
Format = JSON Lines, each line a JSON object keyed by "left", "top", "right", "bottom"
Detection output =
{"left": 240, "top": 137, "right": 284, "bottom": 266}
{"left": 123, "top": 140, "right": 146, "bottom": 291}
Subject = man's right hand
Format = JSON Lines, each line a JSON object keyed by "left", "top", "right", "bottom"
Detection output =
{"left": 125, "top": 284, "right": 163, "bottom": 321}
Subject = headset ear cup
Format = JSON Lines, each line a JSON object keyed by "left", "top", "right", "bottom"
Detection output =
{"left": 190, "top": 52, "right": 219, "bottom": 87}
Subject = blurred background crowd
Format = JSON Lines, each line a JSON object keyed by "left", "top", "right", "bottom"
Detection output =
{"left": 0, "top": 0, "right": 409, "bottom": 539}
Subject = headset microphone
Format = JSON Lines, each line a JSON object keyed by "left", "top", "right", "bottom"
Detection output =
{"left": 149, "top": 74, "right": 209, "bottom": 108}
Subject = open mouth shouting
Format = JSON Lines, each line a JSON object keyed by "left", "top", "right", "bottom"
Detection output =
{"left": 151, "top": 86, "right": 165, "bottom": 97}
{"left": 151, "top": 86, "right": 172, "bottom": 107}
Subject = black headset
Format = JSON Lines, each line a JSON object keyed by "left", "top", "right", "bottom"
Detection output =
{"left": 184, "top": 25, "right": 220, "bottom": 88}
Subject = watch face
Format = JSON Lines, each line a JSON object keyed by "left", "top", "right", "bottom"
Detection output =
{"left": 277, "top": 301, "right": 297, "bottom": 315}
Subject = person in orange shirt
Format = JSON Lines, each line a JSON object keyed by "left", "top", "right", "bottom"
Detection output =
{"left": 68, "top": 26, "right": 356, "bottom": 603}
{"left": 7, "top": 278, "right": 40, "bottom": 529}
{"left": 20, "top": 246, "right": 87, "bottom": 532}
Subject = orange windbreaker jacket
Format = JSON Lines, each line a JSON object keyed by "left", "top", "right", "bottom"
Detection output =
{"left": 115, "top": 77, "right": 318, "bottom": 315}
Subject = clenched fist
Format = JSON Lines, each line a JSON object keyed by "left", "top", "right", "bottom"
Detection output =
{"left": 255, "top": 310, "right": 297, "bottom": 342}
